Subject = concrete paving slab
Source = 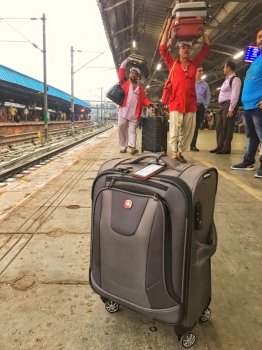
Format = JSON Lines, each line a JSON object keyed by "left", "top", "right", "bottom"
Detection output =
{"left": 21, "top": 190, "right": 63, "bottom": 208}
{"left": 0, "top": 204, "right": 60, "bottom": 234}
{"left": 0, "top": 126, "right": 261, "bottom": 350}
{"left": 0, "top": 233, "right": 13, "bottom": 247}
{"left": 0, "top": 128, "right": 116, "bottom": 218}
{"left": 0, "top": 281, "right": 261, "bottom": 350}
{"left": 212, "top": 200, "right": 262, "bottom": 349}
{"left": 22, "top": 187, "right": 92, "bottom": 209}
{"left": 58, "top": 188, "right": 91, "bottom": 208}
{"left": 0, "top": 206, "right": 43, "bottom": 233}
{"left": 81, "top": 171, "right": 100, "bottom": 180}
{"left": 0, "top": 234, "right": 89, "bottom": 283}
{"left": 0, "top": 204, "right": 90, "bottom": 235}
{"left": 0, "top": 284, "right": 209, "bottom": 350}
{"left": 0, "top": 190, "right": 32, "bottom": 217}
{"left": 21, "top": 180, "right": 92, "bottom": 209}
{"left": 215, "top": 176, "right": 261, "bottom": 204}
{"left": 34, "top": 207, "right": 91, "bottom": 235}
{"left": 0, "top": 234, "right": 32, "bottom": 276}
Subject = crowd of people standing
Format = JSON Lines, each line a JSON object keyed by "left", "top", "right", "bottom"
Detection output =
{"left": 115, "top": 19, "right": 262, "bottom": 179}
{"left": 0, "top": 104, "right": 89, "bottom": 123}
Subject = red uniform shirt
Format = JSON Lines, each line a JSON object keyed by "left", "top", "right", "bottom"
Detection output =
{"left": 160, "top": 43, "right": 210, "bottom": 113}
{"left": 118, "top": 67, "right": 152, "bottom": 120}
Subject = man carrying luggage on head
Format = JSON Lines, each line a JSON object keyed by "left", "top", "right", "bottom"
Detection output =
{"left": 231, "top": 28, "right": 262, "bottom": 178}
{"left": 210, "top": 60, "right": 242, "bottom": 155}
{"left": 118, "top": 58, "right": 153, "bottom": 155}
{"left": 160, "top": 18, "right": 210, "bottom": 163}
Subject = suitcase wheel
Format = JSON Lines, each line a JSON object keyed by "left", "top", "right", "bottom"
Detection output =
{"left": 180, "top": 333, "right": 196, "bottom": 348}
{"left": 105, "top": 300, "right": 120, "bottom": 313}
{"left": 199, "top": 307, "right": 211, "bottom": 322}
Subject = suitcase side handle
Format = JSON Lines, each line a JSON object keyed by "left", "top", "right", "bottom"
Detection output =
{"left": 121, "top": 154, "right": 192, "bottom": 172}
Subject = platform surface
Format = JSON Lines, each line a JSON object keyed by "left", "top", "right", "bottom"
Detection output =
{"left": 0, "top": 126, "right": 261, "bottom": 350}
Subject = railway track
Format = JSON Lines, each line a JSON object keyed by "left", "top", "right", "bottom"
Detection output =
{"left": 0, "top": 123, "right": 113, "bottom": 183}
{"left": 0, "top": 122, "right": 99, "bottom": 164}
{"left": 0, "top": 122, "right": 95, "bottom": 146}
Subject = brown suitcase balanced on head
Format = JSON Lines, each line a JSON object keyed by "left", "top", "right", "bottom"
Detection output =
{"left": 128, "top": 53, "right": 149, "bottom": 77}
{"left": 89, "top": 154, "right": 218, "bottom": 348}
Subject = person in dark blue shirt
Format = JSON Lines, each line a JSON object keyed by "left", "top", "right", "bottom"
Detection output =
{"left": 231, "top": 28, "right": 262, "bottom": 178}
{"left": 190, "top": 66, "right": 210, "bottom": 151}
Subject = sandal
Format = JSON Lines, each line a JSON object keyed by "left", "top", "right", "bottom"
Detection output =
{"left": 130, "top": 148, "right": 139, "bottom": 155}
{"left": 170, "top": 152, "right": 179, "bottom": 160}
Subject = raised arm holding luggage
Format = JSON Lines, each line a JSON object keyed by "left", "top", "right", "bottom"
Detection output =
{"left": 160, "top": 18, "right": 210, "bottom": 163}
{"left": 117, "top": 58, "right": 152, "bottom": 155}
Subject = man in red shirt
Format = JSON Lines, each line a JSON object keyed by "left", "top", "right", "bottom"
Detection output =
{"left": 160, "top": 19, "right": 210, "bottom": 163}
{"left": 118, "top": 59, "right": 152, "bottom": 155}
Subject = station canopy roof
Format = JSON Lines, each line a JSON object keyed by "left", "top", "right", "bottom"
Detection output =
{"left": 0, "top": 64, "right": 91, "bottom": 112}
{"left": 97, "top": 0, "right": 262, "bottom": 107}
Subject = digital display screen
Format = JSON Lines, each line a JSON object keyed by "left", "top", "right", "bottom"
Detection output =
{"left": 245, "top": 46, "right": 260, "bottom": 63}
{"left": 131, "top": 164, "right": 164, "bottom": 179}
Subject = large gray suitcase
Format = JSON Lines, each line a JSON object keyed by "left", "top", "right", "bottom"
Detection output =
{"left": 172, "top": 1, "right": 207, "bottom": 18}
{"left": 89, "top": 154, "right": 218, "bottom": 348}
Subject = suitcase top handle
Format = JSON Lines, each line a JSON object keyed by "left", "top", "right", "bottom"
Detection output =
{"left": 121, "top": 154, "right": 192, "bottom": 172}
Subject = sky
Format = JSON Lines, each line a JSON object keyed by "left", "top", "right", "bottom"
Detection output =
{"left": 0, "top": 0, "right": 117, "bottom": 103}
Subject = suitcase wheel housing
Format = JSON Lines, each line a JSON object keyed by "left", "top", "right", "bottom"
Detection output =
{"left": 105, "top": 300, "right": 120, "bottom": 313}
{"left": 199, "top": 307, "right": 211, "bottom": 322}
{"left": 180, "top": 333, "right": 196, "bottom": 348}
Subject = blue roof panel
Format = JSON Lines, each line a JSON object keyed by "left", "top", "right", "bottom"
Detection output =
{"left": 0, "top": 64, "right": 91, "bottom": 109}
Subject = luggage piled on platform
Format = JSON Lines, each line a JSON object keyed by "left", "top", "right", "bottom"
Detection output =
{"left": 140, "top": 107, "right": 168, "bottom": 154}
{"left": 89, "top": 154, "right": 218, "bottom": 348}
{"left": 141, "top": 116, "right": 168, "bottom": 154}
{"left": 170, "top": 1, "right": 207, "bottom": 46}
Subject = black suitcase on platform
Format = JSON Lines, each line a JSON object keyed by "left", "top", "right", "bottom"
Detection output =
{"left": 141, "top": 117, "right": 168, "bottom": 154}
{"left": 89, "top": 154, "right": 218, "bottom": 348}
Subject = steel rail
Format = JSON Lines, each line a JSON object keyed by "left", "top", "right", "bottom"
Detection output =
{"left": 0, "top": 125, "right": 95, "bottom": 146}
{"left": 0, "top": 124, "right": 113, "bottom": 183}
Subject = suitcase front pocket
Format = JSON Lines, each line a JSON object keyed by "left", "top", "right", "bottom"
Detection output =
{"left": 92, "top": 187, "right": 179, "bottom": 309}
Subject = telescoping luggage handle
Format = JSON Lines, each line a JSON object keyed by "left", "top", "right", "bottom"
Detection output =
{"left": 121, "top": 153, "right": 192, "bottom": 172}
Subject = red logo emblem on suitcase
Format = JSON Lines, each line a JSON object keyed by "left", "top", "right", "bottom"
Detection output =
{"left": 124, "top": 200, "right": 133, "bottom": 209}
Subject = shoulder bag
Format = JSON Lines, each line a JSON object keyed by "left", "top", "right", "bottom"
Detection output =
{"left": 161, "top": 62, "right": 176, "bottom": 106}
{"left": 106, "top": 82, "right": 125, "bottom": 105}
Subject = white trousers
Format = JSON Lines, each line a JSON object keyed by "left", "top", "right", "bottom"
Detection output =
{"left": 169, "top": 111, "right": 196, "bottom": 153}
{"left": 118, "top": 116, "right": 138, "bottom": 150}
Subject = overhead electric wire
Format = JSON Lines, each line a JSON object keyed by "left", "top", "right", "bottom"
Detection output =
{"left": 0, "top": 18, "right": 42, "bottom": 52}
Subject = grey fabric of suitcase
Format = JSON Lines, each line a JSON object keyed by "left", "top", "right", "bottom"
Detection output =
{"left": 90, "top": 154, "right": 218, "bottom": 335}
{"left": 172, "top": 1, "right": 207, "bottom": 18}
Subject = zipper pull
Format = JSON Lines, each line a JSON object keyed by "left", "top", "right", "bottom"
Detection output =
{"left": 153, "top": 193, "right": 159, "bottom": 201}
{"left": 108, "top": 177, "right": 116, "bottom": 189}
{"left": 116, "top": 167, "right": 132, "bottom": 175}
